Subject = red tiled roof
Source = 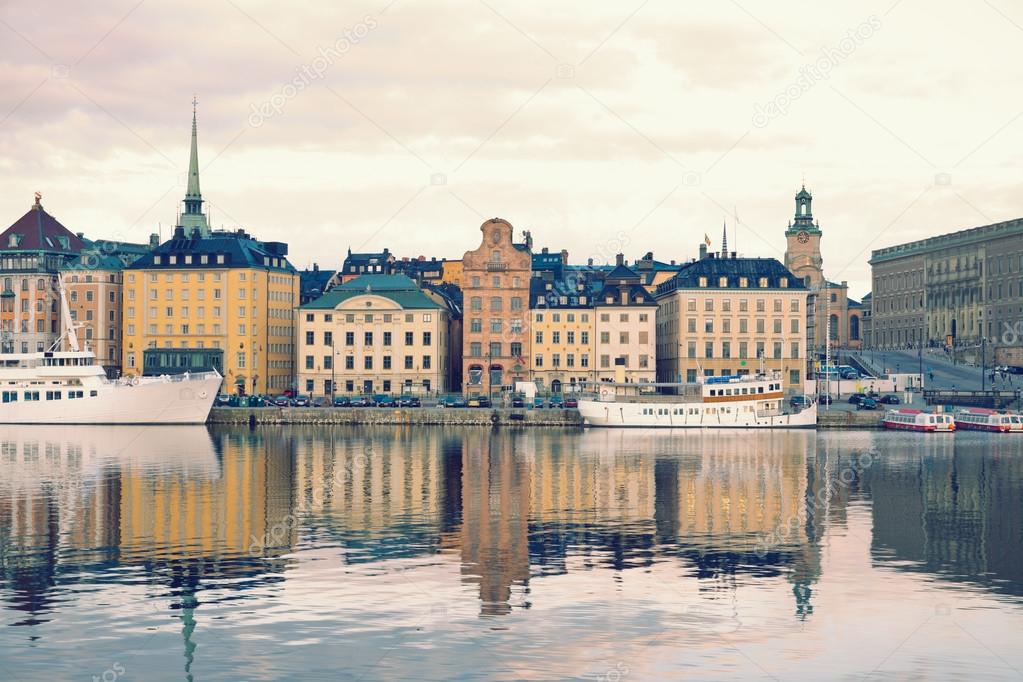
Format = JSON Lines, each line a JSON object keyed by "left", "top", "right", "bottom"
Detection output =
{"left": 0, "top": 202, "right": 86, "bottom": 253}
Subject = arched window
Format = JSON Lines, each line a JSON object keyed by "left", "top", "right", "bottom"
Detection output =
{"left": 849, "top": 315, "right": 860, "bottom": 340}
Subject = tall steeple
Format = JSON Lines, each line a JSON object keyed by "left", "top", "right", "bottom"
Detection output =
{"left": 721, "top": 220, "right": 728, "bottom": 255}
{"left": 179, "top": 96, "right": 210, "bottom": 237}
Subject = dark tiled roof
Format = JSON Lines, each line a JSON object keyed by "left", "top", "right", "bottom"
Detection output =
{"left": 128, "top": 229, "right": 295, "bottom": 272}
{"left": 656, "top": 256, "right": 806, "bottom": 296}
{"left": 529, "top": 274, "right": 597, "bottom": 309}
{"left": 0, "top": 204, "right": 86, "bottom": 254}
{"left": 300, "top": 266, "right": 336, "bottom": 303}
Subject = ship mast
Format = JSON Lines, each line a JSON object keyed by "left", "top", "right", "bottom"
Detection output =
{"left": 58, "top": 273, "right": 80, "bottom": 353}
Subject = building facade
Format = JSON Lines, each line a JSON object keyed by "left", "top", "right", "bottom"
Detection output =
{"left": 656, "top": 250, "right": 808, "bottom": 392}
{"left": 0, "top": 195, "right": 86, "bottom": 354}
{"left": 530, "top": 271, "right": 595, "bottom": 391}
{"left": 461, "top": 218, "right": 532, "bottom": 395}
{"left": 62, "top": 256, "right": 125, "bottom": 376}
{"left": 869, "top": 217, "right": 1023, "bottom": 351}
{"left": 297, "top": 274, "right": 450, "bottom": 396}
{"left": 593, "top": 259, "right": 657, "bottom": 383}
{"left": 122, "top": 107, "right": 299, "bottom": 394}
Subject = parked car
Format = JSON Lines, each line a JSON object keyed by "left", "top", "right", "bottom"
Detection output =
{"left": 790, "top": 395, "right": 812, "bottom": 409}
{"left": 818, "top": 394, "right": 833, "bottom": 405}
{"left": 333, "top": 395, "right": 351, "bottom": 407}
{"left": 311, "top": 396, "right": 329, "bottom": 407}
{"left": 511, "top": 395, "right": 525, "bottom": 408}
{"left": 272, "top": 395, "right": 291, "bottom": 407}
{"left": 476, "top": 396, "right": 491, "bottom": 408}
{"left": 549, "top": 395, "right": 564, "bottom": 408}
{"left": 564, "top": 397, "right": 578, "bottom": 409}
{"left": 848, "top": 393, "right": 867, "bottom": 405}
{"left": 291, "top": 395, "right": 311, "bottom": 407}
{"left": 840, "top": 369, "right": 860, "bottom": 380}
{"left": 349, "top": 395, "right": 371, "bottom": 407}
{"left": 857, "top": 397, "right": 879, "bottom": 410}
{"left": 397, "top": 395, "right": 421, "bottom": 407}
{"left": 531, "top": 397, "right": 545, "bottom": 409}
{"left": 879, "top": 394, "right": 901, "bottom": 404}
{"left": 373, "top": 394, "right": 397, "bottom": 407}
{"left": 440, "top": 395, "right": 467, "bottom": 408}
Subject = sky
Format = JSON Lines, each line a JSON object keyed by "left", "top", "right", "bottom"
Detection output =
{"left": 1, "top": 1, "right": 1022, "bottom": 298}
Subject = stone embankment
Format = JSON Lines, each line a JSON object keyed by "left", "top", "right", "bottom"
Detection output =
{"left": 211, "top": 406, "right": 885, "bottom": 428}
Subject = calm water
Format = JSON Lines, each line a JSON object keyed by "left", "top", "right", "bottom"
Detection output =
{"left": 1, "top": 426, "right": 1022, "bottom": 681}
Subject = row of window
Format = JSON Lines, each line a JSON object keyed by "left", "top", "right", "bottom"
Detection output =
{"left": 304, "top": 331, "right": 433, "bottom": 346}
{"left": 2, "top": 389, "right": 95, "bottom": 403}
{"left": 665, "top": 298, "right": 801, "bottom": 314}
{"left": 679, "top": 341, "right": 800, "bottom": 359}
{"left": 532, "top": 353, "right": 650, "bottom": 369}
{"left": 307, "top": 378, "right": 432, "bottom": 394}
{"left": 303, "top": 312, "right": 432, "bottom": 324}
{"left": 303, "top": 354, "right": 434, "bottom": 370}
{"left": 681, "top": 318, "right": 800, "bottom": 334}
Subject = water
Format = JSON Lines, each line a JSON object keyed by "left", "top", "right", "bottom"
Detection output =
{"left": 1, "top": 425, "right": 1021, "bottom": 681}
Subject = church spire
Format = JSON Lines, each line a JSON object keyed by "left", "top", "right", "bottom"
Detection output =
{"left": 179, "top": 96, "right": 210, "bottom": 237}
{"left": 721, "top": 220, "right": 728, "bottom": 255}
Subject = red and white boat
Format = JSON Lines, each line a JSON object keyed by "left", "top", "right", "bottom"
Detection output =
{"left": 882, "top": 408, "right": 955, "bottom": 432}
{"left": 954, "top": 408, "right": 1023, "bottom": 432}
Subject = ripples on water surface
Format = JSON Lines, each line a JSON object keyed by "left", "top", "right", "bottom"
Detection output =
{"left": 1, "top": 425, "right": 1021, "bottom": 680}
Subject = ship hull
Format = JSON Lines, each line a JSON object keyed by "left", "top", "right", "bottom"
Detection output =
{"left": 0, "top": 374, "right": 221, "bottom": 424}
{"left": 577, "top": 399, "right": 817, "bottom": 428}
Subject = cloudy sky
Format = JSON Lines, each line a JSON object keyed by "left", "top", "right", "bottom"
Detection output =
{"left": 1, "top": 0, "right": 1021, "bottom": 296}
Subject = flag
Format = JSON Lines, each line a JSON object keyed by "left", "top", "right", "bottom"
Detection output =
{"left": 704, "top": 233, "right": 711, "bottom": 247}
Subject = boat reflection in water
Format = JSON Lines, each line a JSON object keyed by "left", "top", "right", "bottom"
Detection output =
{"left": 1, "top": 426, "right": 1021, "bottom": 680}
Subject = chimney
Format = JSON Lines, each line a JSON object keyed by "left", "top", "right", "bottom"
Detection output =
{"left": 76, "top": 232, "right": 85, "bottom": 239}
{"left": 699, "top": 243, "right": 708, "bottom": 260}
{"left": 560, "top": 249, "right": 568, "bottom": 264}
{"left": 149, "top": 233, "right": 160, "bottom": 248}
{"left": 615, "top": 253, "right": 624, "bottom": 266}
{"left": 670, "top": 259, "right": 676, "bottom": 266}
{"left": 313, "top": 263, "right": 319, "bottom": 271}
{"left": 542, "top": 247, "right": 549, "bottom": 254}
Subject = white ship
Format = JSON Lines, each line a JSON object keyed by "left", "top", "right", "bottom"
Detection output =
{"left": 577, "top": 371, "right": 817, "bottom": 429}
{"left": 0, "top": 276, "right": 221, "bottom": 424}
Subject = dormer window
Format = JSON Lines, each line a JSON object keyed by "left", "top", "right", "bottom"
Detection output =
{"left": 759, "top": 277, "right": 768, "bottom": 287}
{"left": 739, "top": 277, "right": 748, "bottom": 287}
{"left": 169, "top": 255, "right": 177, "bottom": 264}
{"left": 58, "top": 236, "right": 69, "bottom": 249}
{"left": 154, "top": 255, "right": 162, "bottom": 265}
{"left": 718, "top": 276, "right": 728, "bottom": 287}
{"left": 780, "top": 277, "right": 788, "bottom": 288}
{"left": 698, "top": 277, "right": 708, "bottom": 287}
{"left": 216, "top": 254, "right": 225, "bottom": 264}
{"left": 7, "top": 234, "right": 21, "bottom": 248}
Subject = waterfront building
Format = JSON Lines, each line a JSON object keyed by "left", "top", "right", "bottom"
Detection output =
{"left": 869, "top": 217, "right": 1023, "bottom": 351}
{"left": 529, "top": 270, "right": 596, "bottom": 391}
{"left": 655, "top": 244, "right": 808, "bottom": 391}
{"left": 782, "top": 185, "right": 863, "bottom": 351}
{"left": 61, "top": 254, "right": 126, "bottom": 376}
{"left": 122, "top": 106, "right": 299, "bottom": 394}
{"left": 297, "top": 274, "right": 450, "bottom": 396}
{"left": 593, "top": 257, "right": 657, "bottom": 383}
{"left": 461, "top": 218, "right": 532, "bottom": 395}
{"left": 0, "top": 194, "right": 86, "bottom": 353}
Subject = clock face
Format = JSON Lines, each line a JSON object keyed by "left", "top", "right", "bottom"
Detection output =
{"left": 797, "top": 231, "right": 810, "bottom": 244}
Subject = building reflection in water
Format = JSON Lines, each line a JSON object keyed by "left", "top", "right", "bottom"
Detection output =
{"left": 862, "top": 432, "right": 1023, "bottom": 599}
{"left": 2, "top": 425, "right": 1022, "bottom": 662}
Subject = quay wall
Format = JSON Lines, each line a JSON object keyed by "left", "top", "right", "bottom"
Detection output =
{"left": 209, "top": 406, "right": 585, "bottom": 427}
{"left": 210, "top": 407, "right": 885, "bottom": 429}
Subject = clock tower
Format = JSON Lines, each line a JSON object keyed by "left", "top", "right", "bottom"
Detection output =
{"left": 784, "top": 184, "right": 824, "bottom": 288}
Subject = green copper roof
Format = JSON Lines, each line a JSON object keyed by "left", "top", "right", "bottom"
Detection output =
{"left": 303, "top": 274, "right": 442, "bottom": 310}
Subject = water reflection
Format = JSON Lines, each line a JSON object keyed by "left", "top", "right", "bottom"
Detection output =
{"left": 1, "top": 426, "right": 1022, "bottom": 679}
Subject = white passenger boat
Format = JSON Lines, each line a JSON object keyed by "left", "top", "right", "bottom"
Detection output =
{"left": 954, "top": 408, "right": 1023, "bottom": 433}
{"left": 0, "top": 276, "right": 221, "bottom": 424}
{"left": 576, "top": 371, "right": 816, "bottom": 429}
{"left": 882, "top": 408, "right": 955, "bottom": 432}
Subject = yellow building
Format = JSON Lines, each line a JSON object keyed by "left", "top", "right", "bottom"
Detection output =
{"left": 656, "top": 248, "right": 809, "bottom": 392}
{"left": 121, "top": 106, "right": 298, "bottom": 395}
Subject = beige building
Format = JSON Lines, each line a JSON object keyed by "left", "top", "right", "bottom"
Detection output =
{"left": 298, "top": 274, "right": 449, "bottom": 396}
{"left": 63, "top": 261, "right": 124, "bottom": 376}
{"left": 529, "top": 273, "right": 595, "bottom": 391}
{"left": 869, "top": 217, "right": 1023, "bottom": 351}
{"left": 593, "top": 259, "right": 657, "bottom": 382}
{"left": 462, "top": 218, "right": 532, "bottom": 395}
{"left": 656, "top": 250, "right": 809, "bottom": 391}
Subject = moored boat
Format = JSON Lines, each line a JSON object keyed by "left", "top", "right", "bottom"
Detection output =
{"left": 954, "top": 408, "right": 1023, "bottom": 432}
{"left": 576, "top": 370, "right": 816, "bottom": 429}
{"left": 882, "top": 408, "right": 955, "bottom": 432}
